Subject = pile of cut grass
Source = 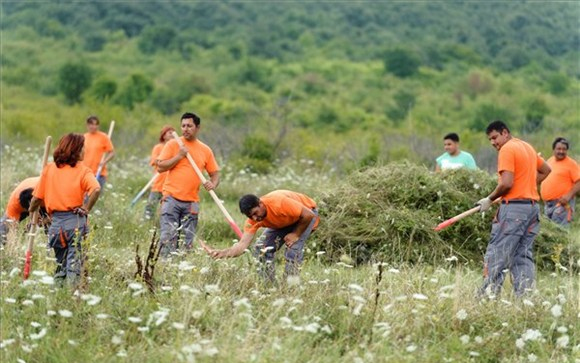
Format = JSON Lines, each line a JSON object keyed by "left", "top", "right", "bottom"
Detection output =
{"left": 315, "top": 162, "right": 575, "bottom": 269}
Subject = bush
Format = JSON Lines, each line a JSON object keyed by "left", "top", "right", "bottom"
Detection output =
{"left": 58, "top": 62, "right": 93, "bottom": 104}
{"left": 116, "top": 74, "right": 154, "bottom": 109}
{"left": 383, "top": 47, "right": 421, "bottom": 78}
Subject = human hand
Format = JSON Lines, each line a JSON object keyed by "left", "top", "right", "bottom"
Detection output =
{"left": 284, "top": 233, "right": 299, "bottom": 247}
{"left": 476, "top": 197, "right": 492, "bottom": 212}
{"left": 557, "top": 197, "right": 569, "bottom": 207}
{"left": 177, "top": 145, "right": 188, "bottom": 158}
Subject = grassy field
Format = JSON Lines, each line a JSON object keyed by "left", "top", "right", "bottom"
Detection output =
{"left": 1, "top": 146, "right": 579, "bottom": 363}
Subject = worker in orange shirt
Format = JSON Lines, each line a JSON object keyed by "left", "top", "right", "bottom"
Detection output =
{"left": 29, "top": 133, "right": 100, "bottom": 286}
{"left": 84, "top": 115, "right": 115, "bottom": 188}
{"left": 475, "top": 120, "right": 551, "bottom": 297}
{"left": 144, "top": 125, "right": 175, "bottom": 221}
{"left": 204, "top": 190, "right": 319, "bottom": 284}
{"left": 0, "top": 177, "right": 42, "bottom": 244}
{"left": 540, "top": 137, "right": 580, "bottom": 226}
{"left": 156, "top": 112, "right": 219, "bottom": 257}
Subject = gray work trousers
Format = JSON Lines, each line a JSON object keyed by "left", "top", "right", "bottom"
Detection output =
{"left": 159, "top": 196, "right": 199, "bottom": 257}
{"left": 48, "top": 211, "right": 88, "bottom": 286}
{"left": 479, "top": 202, "right": 539, "bottom": 297}
{"left": 253, "top": 209, "right": 318, "bottom": 284}
{"left": 544, "top": 198, "right": 575, "bottom": 227}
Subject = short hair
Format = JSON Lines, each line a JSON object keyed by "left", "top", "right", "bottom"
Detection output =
{"left": 19, "top": 188, "right": 34, "bottom": 210}
{"left": 53, "top": 133, "right": 85, "bottom": 168}
{"left": 159, "top": 125, "right": 175, "bottom": 143}
{"left": 443, "top": 133, "right": 460, "bottom": 142}
{"left": 486, "top": 120, "right": 510, "bottom": 135}
{"left": 239, "top": 194, "right": 260, "bottom": 216}
{"left": 181, "top": 112, "right": 201, "bottom": 126}
{"left": 552, "top": 137, "right": 569, "bottom": 150}
{"left": 86, "top": 115, "right": 100, "bottom": 125}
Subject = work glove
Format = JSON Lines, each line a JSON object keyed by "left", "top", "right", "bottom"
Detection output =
{"left": 476, "top": 197, "right": 492, "bottom": 212}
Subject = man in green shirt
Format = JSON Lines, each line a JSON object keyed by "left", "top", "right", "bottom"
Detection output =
{"left": 435, "top": 133, "right": 477, "bottom": 171}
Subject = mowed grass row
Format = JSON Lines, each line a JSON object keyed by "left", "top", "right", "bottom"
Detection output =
{"left": 1, "top": 148, "right": 579, "bottom": 362}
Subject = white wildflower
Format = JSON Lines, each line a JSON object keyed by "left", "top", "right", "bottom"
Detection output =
{"left": 279, "top": 317, "right": 292, "bottom": 328}
{"left": 272, "top": 298, "right": 285, "bottom": 307}
{"left": 0, "top": 339, "right": 16, "bottom": 349}
{"left": 353, "top": 303, "right": 364, "bottom": 316}
{"left": 304, "top": 322, "right": 320, "bottom": 333}
{"left": 460, "top": 335, "right": 470, "bottom": 344}
{"left": 556, "top": 294, "right": 566, "bottom": 304}
{"left": 68, "top": 340, "right": 77, "bottom": 346}
{"left": 527, "top": 353, "right": 537, "bottom": 362}
{"left": 348, "top": 284, "right": 364, "bottom": 292}
{"left": 406, "top": 344, "right": 417, "bottom": 353}
{"left": 96, "top": 313, "right": 109, "bottom": 320}
{"left": 128, "top": 317, "right": 142, "bottom": 323}
{"left": 191, "top": 310, "right": 203, "bottom": 319}
{"left": 177, "top": 261, "right": 195, "bottom": 271}
{"left": 455, "top": 309, "right": 468, "bottom": 321}
{"left": 128, "top": 282, "right": 143, "bottom": 290}
{"left": 522, "top": 329, "right": 542, "bottom": 341}
{"left": 551, "top": 304, "right": 562, "bottom": 318}
{"left": 5, "top": 298, "right": 16, "bottom": 304}
{"left": 39, "top": 276, "right": 54, "bottom": 285}
{"left": 32, "top": 270, "right": 47, "bottom": 277}
{"left": 204, "top": 347, "right": 219, "bottom": 357}
{"left": 233, "top": 298, "right": 252, "bottom": 309}
{"left": 137, "top": 326, "right": 149, "bottom": 332}
{"left": 30, "top": 322, "right": 42, "bottom": 328}
{"left": 171, "top": 322, "right": 185, "bottom": 330}
{"left": 9, "top": 268, "right": 19, "bottom": 278}
{"left": 523, "top": 299, "right": 534, "bottom": 307}
{"left": 29, "top": 328, "right": 47, "bottom": 340}
{"left": 445, "top": 256, "right": 458, "bottom": 262}
{"left": 475, "top": 336, "right": 483, "bottom": 344}
{"left": 47, "top": 310, "right": 56, "bottom": 316}
{"left": 557, "top": 326, "right": 568, "bottom": 333}
{"left": 388, "top": 268, "right": 400, "bottom": 274}
{"left": 556, "top": 335, "right": 569, "bottom": 348}
{"left": 22, "top": 300, "right": 34, "bottom": 306}
{"left": 516, "top": 338, "right": 525, "bottom": 349}
{"left": 111, "top": 336, "right": 122, "bottom": 345}
{"left": 469, "top": 351, "right": 480, "bottom": 357}
{"left": 412, "top": 293, "right": 428, "bottom": 300}
{"left": 204, "top": 284, "right": 220, "bottom": 294}
{"left": 31, "top": 294, "right": 45, "bottom": 300}
{"left": 116, "top": 349, "right": 127, "bottom": 357}
{"left": 286, "top": 275, "right": 300, "bottom": 286}
{"left": 58, "top": 310, "right": 73, "bottom": 318}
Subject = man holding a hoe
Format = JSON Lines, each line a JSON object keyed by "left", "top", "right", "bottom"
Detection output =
{"left": 475, "top": 120, "right": 551, "bottom": 297}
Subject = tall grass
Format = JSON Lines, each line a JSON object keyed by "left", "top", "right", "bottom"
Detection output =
{"left": 1, "top": 147, "right": 578, "bottom": 362}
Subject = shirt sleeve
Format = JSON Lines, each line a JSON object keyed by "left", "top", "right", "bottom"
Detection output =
{"left": 468, "top": 154, "right": 477, "bottom": 169}
{"left": 570, "top": 160, "right": 580, "bottom": 182}
{"left": 33, "top": 166, "right": 48, "bottom": 200}
{"left": 497, "top": 145, "right": 515, "bottom": 173}
{"left": 104, "top": 133, "right": 114, "bottom": 152}
{"left": 158, "top": 140, "right": 177, "bottom": 161}
{"left": 82, "top": 168, "right": 101, "bottom": 195}
{"left": 244, "top": 218, "right": 260, "bottom": 233}
{"left": 204, "top": 148, "right": 219, "bottom": 174}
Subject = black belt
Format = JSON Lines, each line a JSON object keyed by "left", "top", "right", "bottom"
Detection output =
{"left": 501, "top": 199, "right": 535, "bottom": 204}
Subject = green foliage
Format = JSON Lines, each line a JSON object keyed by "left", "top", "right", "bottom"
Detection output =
{"left": 138, "top": 26, "right": 177, "bottom": 54}
{"left": 545, "top": 72, "right": 570, "bottom": 95}
{"left": 470, "top": 103, "right": 512, "bottom": 132}
{"left": 383, "top": 47, "right": 421, "bottom": 78}
{"left": 58, "top": 62, "right": 93, "bottom": 104}
{"left": 90, "top": 77, "right": 118, "bottom": 101}
{"left": 235, "top": 135, "right": 276, "bottom": 174}
{"left": 523, "top": 98, "right": 550, "bottom": 134}
{"left": 83, "top": 33, "right": 107, "bottom": 52}
{"left": 116, "top": 74, "right": 154, "bottom": 109}
{"left": 386, "top": 89, "right": 416, "bottom": 124}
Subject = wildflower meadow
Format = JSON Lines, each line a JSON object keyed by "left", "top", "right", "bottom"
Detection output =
{"left": 1, "top": 145, "right": 578, "bottom": 363}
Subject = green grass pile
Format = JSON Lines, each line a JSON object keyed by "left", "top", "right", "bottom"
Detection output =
{"left": 315, "top": 162, "right": 575, "bottom": 269}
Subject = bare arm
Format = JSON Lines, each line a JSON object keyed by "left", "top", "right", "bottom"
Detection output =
{"left": 205, "top": 231, "right": 255, "bottom": 259}
{"left": 157, "top": 145, "right": 188, "bottom": 172}
{"left": 536, "top": 160, "right": 551, "bottom": 184}
{"left": 435, "top": 164, "right": 441, "bottom": 172}
{"left": 203, "top": 171, "right": 220, "bottom": 191}
{"left": 29, "top": 197, "right": 42, "bottom": 214}
{"left": 83, "top": 189, "right": 101, "bottom": 212}
{"left": 487, "top": 171, "right": 513, "bottom": 201}
{"left": 284, "top": 207, "right": 316, "bottom": 247}
{"left": 560, "top": 180, "right": 580, "bottom": 205}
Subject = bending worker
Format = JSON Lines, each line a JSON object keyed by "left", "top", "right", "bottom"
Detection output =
{"left": 204, "top": 190, "right": 319, "bottom": 284}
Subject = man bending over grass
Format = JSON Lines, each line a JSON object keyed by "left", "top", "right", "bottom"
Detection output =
{"left": 204, "top": 190, "right": 319, "bottom": 284}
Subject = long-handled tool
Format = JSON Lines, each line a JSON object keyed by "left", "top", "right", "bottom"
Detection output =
{"left": 434, "top": 198, "right": 500, "bottom": 231}
{"left": 129, "top": 173, "right": 158, "bottom": 208}
{"left": 23, "top": 136, "right": 52, "bottom": 280}
{"left": 172, "top": 132, "right": 243, "bottom": 238}
{"left": 95, "top": 120, "right": 115, "bottom": 180}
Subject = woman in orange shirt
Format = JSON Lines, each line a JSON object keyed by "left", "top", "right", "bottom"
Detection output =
{"left": 29, "top": 133, "right": 100, "bottom": 286}
{"left": 144, "top": 125, "right": 174, "bottom": 221}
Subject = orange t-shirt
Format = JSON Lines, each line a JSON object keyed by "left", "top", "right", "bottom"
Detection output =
{"left": 540, "top": 156, "right": 580, "bottom": 201}
{"left": 5, "top": 177, "right": 39, "bottom": 220}
{"left": 158, "top": 137, "right": 219, "bottom": 202}
{"left": 150, "top": 143, "right": 167, "bottom": 193}
{"left": 244, "top": 190, "right": 319, "bottom": 234}
{"left": 83, "top": 131, "right": 114, "bottom": 176}
{"left": 33, "top": 162, "right": 100, "bottom": 215}
{"left": 497, "top": 138, "right": 544, "bottom": 201}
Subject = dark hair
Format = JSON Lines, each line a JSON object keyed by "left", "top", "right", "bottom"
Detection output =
{"left": 486, "top": 120, "right": 510, "bottom": 135}
{"left": 159, "top": 125, "right": 175, "bottom": 143}
{"left": 239, "top": 194, "right": 260, "bottom": 216}
{"left": 19, "top": 188, "right": 34, "bottom": 210}
{"left": 443, "top": 133, "right": 460, "bottom": 142}
{"left": 53, "top": 133, "right": 85, "bottom": 168}
{"left": 552, "top": 137, "right": 569, "bottom": 150}
{"left": 86, "top": 115, "right": 100, "bottom": 125}
{"left": 181, "top": 112, "right": 201, "bottom": 126}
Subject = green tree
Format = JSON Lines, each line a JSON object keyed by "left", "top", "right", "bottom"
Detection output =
{"left": 58, "top": 62, "right": 93, "bottom": 104}
{"left": 91, "top": 78, "right": 117, "bottom": 101}
{"left": 138, "top": 25, "right": 177, "bottom": 54}
{"left": 470, "top": 103, "right": 512, "bottom": 131}
{"left": 523, "top": 98, "right": 549, "bottom": 133}
{"left": 116, "top": 74, "right": 154, "bottom": 109}
{"left": 383, "top": 47, "right": 421, "bottom": 78}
